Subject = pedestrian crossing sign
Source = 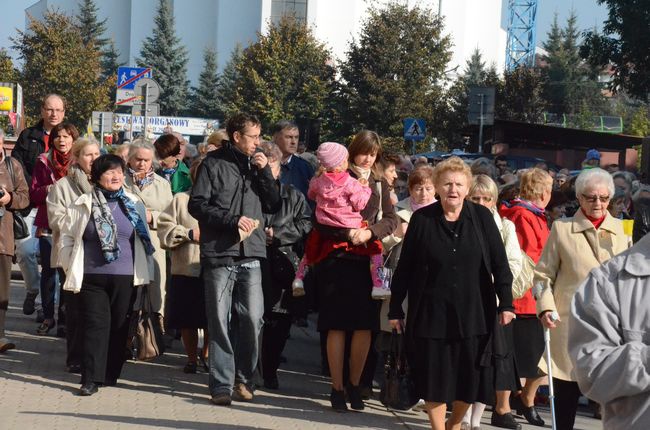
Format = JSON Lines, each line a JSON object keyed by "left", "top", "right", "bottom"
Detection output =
{"left": 404, "top": 118, "right": 426, "bottom": 141}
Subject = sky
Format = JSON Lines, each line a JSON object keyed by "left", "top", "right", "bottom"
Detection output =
{"left": 0, "top": 0, "right": 610, "bottom": 64}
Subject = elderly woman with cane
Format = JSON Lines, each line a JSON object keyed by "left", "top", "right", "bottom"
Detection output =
{"left": 534, "top": 168, "right": 629, "bottom": 430}
{"left": 389, "top": 157, "right": 515, "bottom": 430}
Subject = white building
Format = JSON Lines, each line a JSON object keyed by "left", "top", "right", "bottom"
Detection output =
{"left": 25, "top": 0, "right": 507, "bottom": 83}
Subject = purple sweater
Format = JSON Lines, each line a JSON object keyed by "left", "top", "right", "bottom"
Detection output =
{"left": 83, "top": 200, "right": 135, "bottom": 275}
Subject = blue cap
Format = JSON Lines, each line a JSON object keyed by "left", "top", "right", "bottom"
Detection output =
{"left": 586, "top": 149, "right": 600, "bottom": 161}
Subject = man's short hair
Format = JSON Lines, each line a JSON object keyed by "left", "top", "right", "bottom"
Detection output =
{"left": 226, "top": 113, "right": 261, "bottom": 142}
{"left": 270, "top": 120, "right": 298, "bottom": 135}
{"left": 41, "top": 93, "right": 67, "bottom": 110}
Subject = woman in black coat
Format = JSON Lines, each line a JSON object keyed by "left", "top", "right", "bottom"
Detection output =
{"left": 259, "top": 143, "right": 312, "bottom": 390}
{"left": 388, "top": 157, "right": 515, "bottom": 430}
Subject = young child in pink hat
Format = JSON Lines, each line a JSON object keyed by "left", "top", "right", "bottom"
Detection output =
{"left": 292, "top": 142, "right": 389, "bottom": 299}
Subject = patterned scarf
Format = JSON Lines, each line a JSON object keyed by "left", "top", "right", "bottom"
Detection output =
{"left": 128, "top": 167, "right": 156, "bottom": 190}
{"left": 502, "top": 198, "right": 545, "bottom": 216}
{"left": 160, "top": 159, "right": 178, "bottom": 182}
{"left": 91, "top": 186, "right": 155, "bottom": 263}
{"left": 50, "top": 149, "right": 73, "bottom": 180}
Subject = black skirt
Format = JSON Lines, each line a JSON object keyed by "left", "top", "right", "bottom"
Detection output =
{"left": 315, "top": 255, "right": 380, "bottom": 332}
{"left": 494, "top": 322, "right": 522, "bottom": 391}
{"left": 512, "top": 316, "right": 544, "bottom": 378}
{"left": 164, "top": 275, "right": 207, "bottom": 330}
{"left": 410, "top": 335, "right": 495, "bottom": 404}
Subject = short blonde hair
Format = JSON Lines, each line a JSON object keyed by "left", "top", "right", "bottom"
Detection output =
{"left": 470, "top": 174, "right": 498, "bottom": 203}
{"left": 71, "top": 137, "right": 100, "bottom": 159}
{"left": 432, "top": 156, "right": 472, "bottom": 186}
{"left": 519, "top": 168, "right": 553, "bottom": 201}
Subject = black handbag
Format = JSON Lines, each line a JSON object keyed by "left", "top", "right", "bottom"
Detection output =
{"left": 4, "top": 157, "right": 29, "bottom": 240}
{"left": 127, "top": 286, "right": 165, "bottom": 361}
{"left": 379, "top": 329, "right": 418, "bottom": 410}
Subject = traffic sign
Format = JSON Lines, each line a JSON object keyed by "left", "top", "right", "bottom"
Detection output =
{"left": 133, "top": 78, "right": 161, "bottom": 104}
{"left": 116, "top": 66, "right": 153, "bottom": 106}
{"left": 404, "top": 118, "right": 426, "bottom": 141}
{"left": 132, "top": 103, "right": 160, "bottom": 117}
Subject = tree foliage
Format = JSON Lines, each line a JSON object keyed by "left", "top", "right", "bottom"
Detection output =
{"left": 137, "top": 0, "right": 189, "bottom": 116}
{"left": 0, "top": 49, "right": 18, "bottom": 82}
{"left": 542, "top": 12, "right": 607, "bottom": 121}
{"left": 498, "top": 66, "right": 546, "bottom": 123}
{"left": 101, "top": 39, "right": 121, "bottom": 84}
{"left": 189, "top": 47, "right": 220, "bottom": 119}
{"left": 215, "top": 45, "right": 244, "bottom": 122}
{"left": 581, "top": 0, "right": 650, "bottom": 101}
{"left": 76, "top": 0, "right": 108, "bottom": 48}
{"left": 12, "top": 10, "right": 111, "bottom": 129}
{"left": 220, "top": 17, "right": 338, "bottom": 136}
{"left": 339, "top": 3, "right": 451, "bottom": 141}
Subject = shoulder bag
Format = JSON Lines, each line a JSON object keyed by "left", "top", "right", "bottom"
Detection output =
{"left": 127, "top": 285, "right": 165, "bottom": 361}
{"left": 379, "top": 329, "right": 418, "bottom": 410}
{"left": 4, "top": 156, "right": 29, "bottom": 240}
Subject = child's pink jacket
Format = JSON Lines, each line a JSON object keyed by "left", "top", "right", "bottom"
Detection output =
{"left": 308, "top": 171, "right": 371, "bottom": 228}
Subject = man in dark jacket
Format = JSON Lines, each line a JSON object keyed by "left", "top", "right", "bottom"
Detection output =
{"left": 189, "top": 113, "right": 281, "bottom": 406}
{"left": 12, "top": 94, "right": 65, "bottom": 318}
{"left": 271, "top": 120, "right": 314, "bottom": 198}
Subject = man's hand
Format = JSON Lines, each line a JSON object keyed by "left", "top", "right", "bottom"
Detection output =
{"left": 540, "top": 311, "right": 560, "bottom": 329}
{"left": 499, "top": 311, "right": 516, "bottom": 326}
{"left": 389, "top": 319, "right": 404, "bottom": 334}
{"left": 265, "top": 227, "right": 274, "bottom": 245}
{"left": 350, "top": 228, "right": 372, "bottom": 246}
{"left": 0, "top": 187, "right": 10, "bottom": 206}
{"left": 251, "top": 151, "right": 268, "bottom": 169}
{"left": 238, "top": 216, "right": 257, "bottom": 233}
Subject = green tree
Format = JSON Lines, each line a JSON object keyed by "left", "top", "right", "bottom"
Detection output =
{"left": 0, "top": 49, "right": 18, "bottom": 82}
{"left": 76, "top": 0, "right": 108, "bottom": 48}
{"left": 629, "top": 106, "right": 650, "bottom": 137}
{"left": 339, "top": 3, "right": 452, "bottom": 141}
{"left": 137, "top": 0, "right": 189, "bottom": 116}
{"left": 223, "top": 17, "right": 338, "bottom": 136}
{"left": 464, "top": 48, "right": 487, "bottom": 86}
{"left": 189, "top": 47, "right": 220, "bottom": 119}
{"left": 215, "top": 45, "right": 244, "bottom": 122}
{"left": 12, "top": 10, "right": 111, "bottom": 129}
{"left": 498, "top": 66, "right": 546, "bottom": 123}
{"left": 101, "top": 39, "right": 121, "bottom": 83}
{"left": 581, "top": 0, "right": 650, "bottom": 101}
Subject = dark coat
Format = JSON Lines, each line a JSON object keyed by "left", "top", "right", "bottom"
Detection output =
{"left": 633, "top": 198, "right": 650, "bottom": 244}
{"left": 280, "top": 155, "right": 314, "bottom": 198}
{"left": 388, "top": 201, "right": 514, "bottom": 341}
{"left": 188, "top": 142, "right": 281, "bottom": 262}
{"left": 12, "top": 120, "right": 47, "bottom": 186}
{"left": 0, "top": 156, "right": 30, "bottom": 256}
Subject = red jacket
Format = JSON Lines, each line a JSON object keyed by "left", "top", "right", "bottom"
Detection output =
{"left": 499, "top": 199, "right": 550, "bottom": 315}
{"left": 30, "top": 153, "right": 57, "bottom": 229}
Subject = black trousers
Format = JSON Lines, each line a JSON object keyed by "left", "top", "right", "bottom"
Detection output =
{"left": 79, "top": 274, "right": 135, "bottom": 384}
{"left": 261, "top": 313, "right": 292, "bottom": 380}
{"left": 554, "top": 378, "right": 582, "bottom": 430}
{"left": 39, "top": 237, "right": 65, "bottom": 321}
{"left": 63, "top": 290, "right": 82, "bottom": 366}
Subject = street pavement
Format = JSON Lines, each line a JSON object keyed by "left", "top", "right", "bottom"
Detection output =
{"left": 1, "top": 279, "right": 603, "bottom": 430}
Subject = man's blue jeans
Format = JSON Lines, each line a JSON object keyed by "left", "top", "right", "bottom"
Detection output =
{"left": 203, "top": 260, "right": 264, "bottom": 396}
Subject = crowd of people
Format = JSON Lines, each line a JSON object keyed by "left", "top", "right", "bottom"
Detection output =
{"left": 1, "top": 93, "right": 650, "bottom": 430}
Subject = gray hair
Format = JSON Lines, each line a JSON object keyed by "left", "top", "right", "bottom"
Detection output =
{"left": 575, "top": 168, "right": 615, "bottom": 197}
{"left": 471, "top": 157, "right": 497, "bottom": 179}
{"left": 271, "top": 120, "right": 298, "bottom": 135}
{"left": 259, "top": 141, "right": 283, "bottom": 165}
{"left": 128, "top": 138, "right": 155, "bottom": 161}
{"left": 632, "top": 184, "right": 650, "bottom": 203}
{"left": 612, "top": 171, "right": 636, "bottom": 189}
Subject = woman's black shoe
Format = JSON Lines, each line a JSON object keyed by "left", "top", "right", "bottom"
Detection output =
{"left": 511, "top": 395, "right": 545, "bottom": 426}
{"left": 491, "top": 411, "right": 522, "bottom": 429}
{"left": 330, "top": 388, "right": 348, "bottom": 412}
{"left": 183, "top": 362, "right": 197, "bottom": 374}
{"left": 79, "top": 382, "right": 99, "bottom": 396}
{"left": 66, "top": 364, "right": 82, "bottom": 374}
{"left": 347, "top": 384, "right": 365, "bottom": 411}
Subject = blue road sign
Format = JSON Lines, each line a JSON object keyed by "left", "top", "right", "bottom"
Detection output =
{"left": 404, "top": 118, "right": 426, "bottom": 141}
{"left": 117, "top": 67, "right": 153, "bottom": 90}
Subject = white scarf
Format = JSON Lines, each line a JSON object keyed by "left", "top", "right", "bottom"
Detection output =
{"left": 349, "top": 164, "right": 371, "bottom": 181}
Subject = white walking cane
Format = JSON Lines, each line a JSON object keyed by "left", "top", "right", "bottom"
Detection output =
{"left": 534, "top": 282, "right": 559, "bottom": 430}
{"left": 544, "top": 310, "right": 560, "bottom": 430}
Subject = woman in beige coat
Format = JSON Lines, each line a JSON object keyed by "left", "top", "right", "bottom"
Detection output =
{"left": 123, "top": 139, "right": 173, "bottom": 317}
{"left": 534, "top": 168, "right": 630, "bottom": 430}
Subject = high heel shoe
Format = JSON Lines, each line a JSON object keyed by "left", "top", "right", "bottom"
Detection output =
{"left": 36, "top": 319, "right": 55, "bottom": 335}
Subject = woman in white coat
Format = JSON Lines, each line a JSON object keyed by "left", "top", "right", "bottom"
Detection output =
{"left": 535, "top": 168, "right": 629, "bottom": 430}
{"left": 58, "top": 154, "right": 154, "bottom": 396}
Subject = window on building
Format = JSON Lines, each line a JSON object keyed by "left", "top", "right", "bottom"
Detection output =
{"left": 271, "top": 0, "right": 308, "bottom": 25}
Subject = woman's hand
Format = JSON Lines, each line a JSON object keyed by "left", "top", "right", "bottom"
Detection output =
{"left": 191, "top": 227, "right": 200, "bottom": 242}
{"left": 0, "top": 187, "right": 10, "bottom": 206}
{"left": 146, "top": 209, "right": 153, "bottom": 224}
{"left": 389, "top": 319, "right": 404, "bottom": 334}
{"left": 540, "top": 311, "right": 560, "bottom": 329}
{"left": 499, "top": 311, "right": 516, "bottom": 326}
{"left": 350, "top": 228, "right": 372, "bottom": 245}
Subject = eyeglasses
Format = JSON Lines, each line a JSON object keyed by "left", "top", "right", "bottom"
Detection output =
{"left": 240, "top": 132, "right": 261, "bottom": 141}
{"left": 44, "top": 108, "right": 64, "bottom": 114}
{"left": 470, "top": 195, "right": 493, "bottom": 203}
{"left": 581, "top": 194, "right": 610, "bottom": 203}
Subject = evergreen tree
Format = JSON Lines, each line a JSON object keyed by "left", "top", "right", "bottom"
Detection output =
{"left": 498, "top": 66, "right": 547, "bottom": 123}
{"left": 0, "top": 49, "right": 18, "bottom": 82}
{"left": 221, "top": 17, "right": 338, "bottom": 136}
{"left": 463, "top": 48, "right": 486, "bottom": 86}
{"left": 340, "top": 3, "right": 452, "bottom": 141}
{"left": 101, "top": 39, "right": 121, "bottom": 83}
{"left": 12, "top": 11, "right": 111, "bottom": 128}
{"left": 216, "top": 45, "right": 244, "bottom": 122}
{"left": 137, "top": 0, "right": 190, "bottom": 116}
{"left": 189, "top": 47, "right": 220, "bottom": 119}
{"left": 76, "top": 0, "right": 108, "bottom": 48}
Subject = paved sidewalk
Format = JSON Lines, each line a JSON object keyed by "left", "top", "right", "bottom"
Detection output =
{"left": 1, "top": 281, "right": 602, "bottom": 430}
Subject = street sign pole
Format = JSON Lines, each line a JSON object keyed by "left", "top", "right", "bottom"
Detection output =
{"left": 99, "top": 112, "right": 104, "bottom": 147}
{"left": 478, "top": 93, "right": 485, "bottom": 153}
{"left": 143, "top": 82, "right": 149, "bottom": 139}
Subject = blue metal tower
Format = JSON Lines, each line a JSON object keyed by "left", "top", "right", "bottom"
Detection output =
{"left": 505, "top": 0, "right": 538, "bottom": 71}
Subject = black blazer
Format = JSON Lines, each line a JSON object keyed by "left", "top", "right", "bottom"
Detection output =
{"left": 388, "top": 201, "right": 514, "bottom": 340}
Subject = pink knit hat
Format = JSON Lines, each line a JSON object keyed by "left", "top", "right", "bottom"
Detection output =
{"left": 317, "top": 142, "right": 348, "bottom": 170}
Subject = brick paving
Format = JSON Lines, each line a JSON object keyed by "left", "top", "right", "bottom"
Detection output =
{"left": 0, "top": 280, "right": 602, "bottom": 430}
